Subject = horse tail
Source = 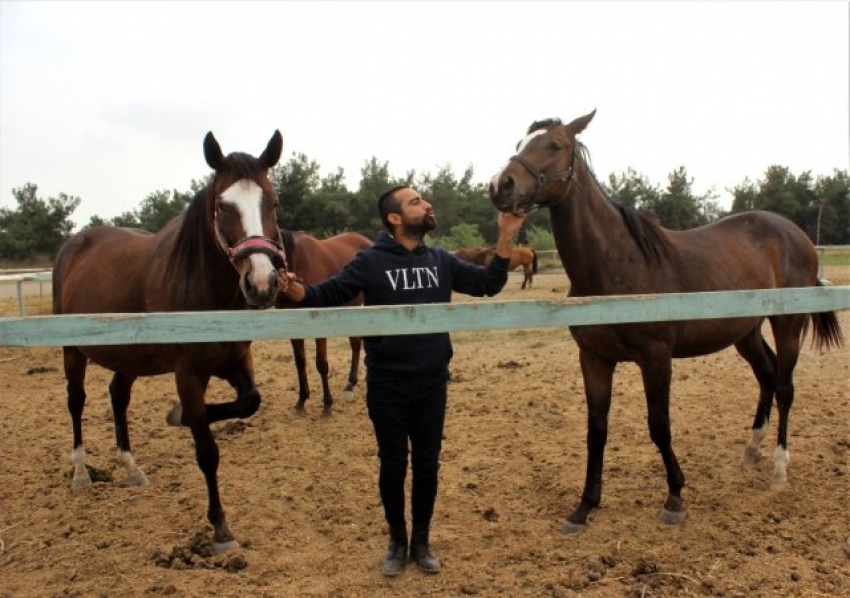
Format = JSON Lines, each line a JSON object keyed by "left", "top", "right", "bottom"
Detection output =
{"left": 807, "top": 311, "right": 844, "bottom": 351}
{"left": 804, "top": 280, "right": 844, "bottom": 351}
{"left": 531, "top": 248, "right": 538, "bottom": 274}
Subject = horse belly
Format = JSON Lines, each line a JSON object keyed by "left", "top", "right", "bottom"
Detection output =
{"left": 672, "top": 317, "right": 764, "bottom": 358}
{"left": 80, "top": 345, "right": 177, "bottom": 377}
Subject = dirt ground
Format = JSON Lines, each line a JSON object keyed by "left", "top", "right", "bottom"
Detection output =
{"left": 1, "top": 268, "right": 848, "bottom": 597}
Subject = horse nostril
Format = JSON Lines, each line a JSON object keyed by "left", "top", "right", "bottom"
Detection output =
{"left": 501, "top": 175, "right": 515, "bottom": 196}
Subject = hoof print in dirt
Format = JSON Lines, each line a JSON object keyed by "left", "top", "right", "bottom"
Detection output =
{"left": 219, "top": 421, "right": 248, "bottom": 436}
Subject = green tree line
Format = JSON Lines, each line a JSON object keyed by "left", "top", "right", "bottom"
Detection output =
{"left": 1, "top": 153, "right": 848, "bottom": 264}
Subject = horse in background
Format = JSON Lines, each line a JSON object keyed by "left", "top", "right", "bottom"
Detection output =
{"left": 277, "top": 230, "right": 371, "bottom": 416}
{"left": 454, "top": 245, "right": 538, "bottom": 289}
{"left": 489, "top": 109, "right": 843, "bottom": 533}
{"left": 53, "top": 130, "right": 286, "bottom": 553}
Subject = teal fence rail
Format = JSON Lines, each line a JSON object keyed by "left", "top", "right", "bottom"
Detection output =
{"left": 2, "top": 286, "right": 849, "bottom": 347}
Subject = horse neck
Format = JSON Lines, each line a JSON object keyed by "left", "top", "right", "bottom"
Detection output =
{"left": 167, "top": 196, "right": 244, "bottom": 310}
{"left": 549, "top": 165, "right": 638, "bottom": 296}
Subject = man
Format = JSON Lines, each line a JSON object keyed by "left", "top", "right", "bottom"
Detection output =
{"left": 278, "top": 185, "right": 526, "bottom": 576}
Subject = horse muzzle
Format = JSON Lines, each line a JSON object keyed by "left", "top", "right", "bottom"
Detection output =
{"left": 227, "top": 236, "right": 287, "bottom": 309}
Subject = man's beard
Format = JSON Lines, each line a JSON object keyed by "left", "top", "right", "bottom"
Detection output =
{"left": 402, "top": 215, "right": 436, "bottom": 238}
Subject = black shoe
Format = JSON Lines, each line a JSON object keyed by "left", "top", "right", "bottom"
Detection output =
{"left": 382, "top": 525, "right": 408, "bottom": 577}
{"left": 410, "top": 526, "right": 441, "bottom": 574}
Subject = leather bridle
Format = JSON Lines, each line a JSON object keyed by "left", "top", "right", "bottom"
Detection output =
{"left": 508, "top": 146, "right": 577, "bottom": 212}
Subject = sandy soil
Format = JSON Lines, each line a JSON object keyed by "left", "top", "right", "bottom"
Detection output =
{"left": 1, "top": 269, "right": 848, "bottom": 597}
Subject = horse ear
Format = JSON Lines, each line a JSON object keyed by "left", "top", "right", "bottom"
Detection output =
{"left": 567, "top": 109, "right": 596, "bottom": 134}
{"left": 260, "top": 130, "right": 284, "bottom": 168}
{"left": 203, "top": 132, "right": 225, "bottom": 171}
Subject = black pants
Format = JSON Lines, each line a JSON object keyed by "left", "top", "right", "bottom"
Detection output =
{"left": 366, "top": 369, "right": 448, "bottom": 530}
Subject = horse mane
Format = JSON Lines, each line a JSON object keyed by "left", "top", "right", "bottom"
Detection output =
{"left": 576, "top": 142, "right": 673, "bottom": 264}
{"left": 164, "top": 186, "right": 234, "bottom": 306}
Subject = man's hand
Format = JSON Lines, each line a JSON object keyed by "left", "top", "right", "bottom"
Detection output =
{"left": 497, "top": 211, "right": 527, "bottom": 239}
{"left": 277, "top": 270, "right": 305, "bottom": 302}
{"left": 494, "top": 211, "right": 528, "bottom": 258}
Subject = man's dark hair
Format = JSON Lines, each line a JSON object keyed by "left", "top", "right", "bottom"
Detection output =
{"left": 377, "top": 185, "right": 409, "bottom": 232}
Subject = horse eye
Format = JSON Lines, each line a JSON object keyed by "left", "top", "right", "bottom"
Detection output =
{"left": 550, "top": 141, "right": 563, "bottom": 151}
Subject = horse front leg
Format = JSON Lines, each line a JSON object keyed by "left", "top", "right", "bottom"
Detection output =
{"left": 174, "top": 366, "right": 237, "bottom": 553}
{"left": 340, "top": 336, "right": 362, "bottom": 403}
{"left": 109, "top": 372, "right": 149, "bottom": 486}
{"left": 639, "top": 348, "right": 686, "bottom": 524}
{"left": 166, "top": 349, "right": 261, "bottom": 426}
{"left": 563, "top": 349, "right": 615, "bottom": 533}
{"left": 314, "top": 338, "right": 333, "bottom": 417}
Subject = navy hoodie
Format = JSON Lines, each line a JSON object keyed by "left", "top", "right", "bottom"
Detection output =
{"left": 301, "top": 231, "right": 510, "bottom": 374}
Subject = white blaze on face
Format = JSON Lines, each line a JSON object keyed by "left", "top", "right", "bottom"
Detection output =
{"left": 220, "top": 180, "right": 276, "bottom": 292}
{"left": 490, "top": 129, "right": 547, "bottom": 193}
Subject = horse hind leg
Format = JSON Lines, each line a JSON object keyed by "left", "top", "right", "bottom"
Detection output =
{"left": 291, "top": 338, "right": 310, "bottom": 413}
{"left": 734, "top": 329, "right": 777, "bottom": 469}
{"left": 64, "top": 347, "right": 91, "bottom": 490}
{"left": 767, "top": 315, "right": 806, "bottom": 491}
{"left": 109, "top": 372, "right": 149, "bottom": 486}
{"left": 340, "top": 336, "right": 362, "bottom": 403}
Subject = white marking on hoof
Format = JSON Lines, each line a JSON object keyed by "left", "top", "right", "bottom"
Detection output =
{"left": 770, "top": 445, "right": 790, "bottom": 491}
{"left": 166, "top": 403, "right": 183, "bottom": 426}
{"left": 70, "top": 446, "right": 92, "bottom": 490}
{"left": 341, "top": 389, "right": 356, "bottom": 402}
{"left": 212, "top": 539, "right": 240, "bottom": 554}
{"left": 117, "top": 450, "right": 149, "bottom": 486}
{"left": 741, "top": 422, "right": 768, "bottom": 467}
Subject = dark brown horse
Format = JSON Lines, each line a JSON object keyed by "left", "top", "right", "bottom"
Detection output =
{"left": 454, "top": 245, "right": 538, "bottom": 289}
{"left": 52, "top": 130, "right": 286, "bottom": 553}
{"left": 489, "top": 110, "right": 843, "bottom": 532}
{"left": 278, "top": 230, "right": 371, "bottom": 416}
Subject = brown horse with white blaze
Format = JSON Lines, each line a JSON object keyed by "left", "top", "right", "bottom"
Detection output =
{"left": 52, "top": 130, "right": 286, "bottom": 553}
{"left": 489, "top": 109, "right": 843, "bottom": 533}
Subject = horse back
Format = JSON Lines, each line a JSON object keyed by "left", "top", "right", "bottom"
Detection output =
{"left": 672, "top": 210, "right": 819, "bottom": 290}
{"left": 53, "top": 226, "right": 161, "bottom": 315}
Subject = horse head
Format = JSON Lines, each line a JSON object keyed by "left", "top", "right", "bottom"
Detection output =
{"left": 204, "top": 130, "right": 286, "bottom": 309}
{"left": 489, "top": 109, "right": 596, "bottom": 214}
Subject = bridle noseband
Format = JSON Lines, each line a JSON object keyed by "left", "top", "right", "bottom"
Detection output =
{"left": 508, "top": 147, "right": 577, "bottom": 212}
{"left": 214, "top": 211, "right": 289, "bottom": 272}
{"left": 225, "top": 235, "right": 289, "bottom": 271}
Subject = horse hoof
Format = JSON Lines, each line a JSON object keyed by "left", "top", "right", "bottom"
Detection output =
{"left": 740, "top": 448, "right": 762, "bottom": 467}
{"left": 70, "top": 476, "right": 92, "bottom": 491}
{"left": 340, "top": 389, "right": 356, "bottom": 402}
{"left": 769, "top": 479, "right": 788, "bottom": 492}
{"left": 125, "top": 473, "right": 150, "bottom": 487}
{"left": 165, "top": 403, "right": 183, "bottom": 426}
{"left": 560, "top": 520, "right": 587, "bottom": 534}
{"left": 659, "top": 508, "right": 687, "bottom": 525}
{"left": 211, "top": 539, "right": 240, "bottom": 554}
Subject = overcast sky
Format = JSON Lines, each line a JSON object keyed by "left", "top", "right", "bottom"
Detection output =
{"left": 1, "top": 0, "right": 848, "bottom": 228}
